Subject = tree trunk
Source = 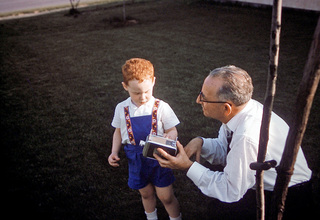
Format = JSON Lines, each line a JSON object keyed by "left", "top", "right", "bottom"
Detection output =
{"left": 271, "top": 16, "right": 320, "bottom": 220}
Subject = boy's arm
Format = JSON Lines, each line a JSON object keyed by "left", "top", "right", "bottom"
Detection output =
{"left": 108, "top": 128, "right": 122, "bottom": 167}
{"left": 160, "top": 101, "right": 179, "bottom": 140}
{"left": 164, "top": 127, "right": 178, "bottom": 140}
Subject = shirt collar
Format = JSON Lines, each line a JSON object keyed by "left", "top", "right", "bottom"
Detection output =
{"left": 225, "top": 99, "right": 253, "bottom": 132}
{"left": 129, "top": 96, "right": 155, "bottom": 110}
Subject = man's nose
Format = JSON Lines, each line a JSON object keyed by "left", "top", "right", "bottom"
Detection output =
{"left": 196, "top": 94, "right": 201, "bottom": 104}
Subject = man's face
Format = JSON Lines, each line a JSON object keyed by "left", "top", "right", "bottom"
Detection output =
{"left": 196, "top": 76, "right": 226, "bottom": 121}
{"left": 122, "top": 78, "right": 155, "bottom": 107}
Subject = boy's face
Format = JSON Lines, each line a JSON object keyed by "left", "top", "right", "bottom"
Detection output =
{"left": 122, "top": 78, "right": 155, "bottom": 107}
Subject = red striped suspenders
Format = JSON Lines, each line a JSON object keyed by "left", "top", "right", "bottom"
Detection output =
{"left": 124, "top": 99, "right": 160, "bottom": 145}
{"left": 151, "top": 99, "right": 160, "bottom": 135}
{"left": 124, "top": 106, "right": 136, "bottom": 145}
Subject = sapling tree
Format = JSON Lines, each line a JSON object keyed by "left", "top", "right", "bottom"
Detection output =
{"left": 69, "top": 0, "right": 80, "bottom": 16}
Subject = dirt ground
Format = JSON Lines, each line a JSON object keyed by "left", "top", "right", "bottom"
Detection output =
{"left": 1, "top": 0, "right": 319, "bottom": 219}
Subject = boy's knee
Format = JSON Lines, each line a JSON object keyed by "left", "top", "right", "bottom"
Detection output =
{"left": 141, "top": 192, "right": 155, "bottom": 200}
{"left": 139, "top": 185, "right": 155, "bottom": 200}
{"left": 158, "top": 193, "right": 174, "bottom": 205}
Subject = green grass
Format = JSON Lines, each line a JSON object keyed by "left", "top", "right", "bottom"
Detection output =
{"left": 1, "top": 0, "right": 319, "bottom": 219}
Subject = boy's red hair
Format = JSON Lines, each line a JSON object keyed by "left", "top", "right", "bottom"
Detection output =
{"left": 122, "top": 58, "right": 154, "bottom": 85}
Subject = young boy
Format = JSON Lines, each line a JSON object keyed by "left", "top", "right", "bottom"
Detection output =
{"left": 108, "top": 58, "right": 181, "bottom": 220}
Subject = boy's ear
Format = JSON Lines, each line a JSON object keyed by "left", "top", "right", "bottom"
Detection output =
{"left": 153, "top": 77, "right": 156, "bottom": 86}
{"left": 122, "top": 82, "right": 128, "bottom": 91}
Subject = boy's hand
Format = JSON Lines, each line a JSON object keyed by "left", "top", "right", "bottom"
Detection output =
{"left": 108, "top": 153, "right": 120, "bottom": 167}
{"left": 163, "top": 133, "right": 174, "bottom": 139}
{"left": 163, "top": 127, "right": 178, "bottom": 140}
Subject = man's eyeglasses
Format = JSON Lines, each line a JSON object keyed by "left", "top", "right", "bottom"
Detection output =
{"left": 199, "top": 91, "right": 232, "bottom": 106}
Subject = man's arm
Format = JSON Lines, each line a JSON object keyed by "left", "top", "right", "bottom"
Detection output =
{"left": 155, "top": 136, "right": 257, "bottom": 203}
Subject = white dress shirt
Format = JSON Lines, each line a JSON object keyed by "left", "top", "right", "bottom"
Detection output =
{"left": 187, "top": 99, "right": 312, "bottom": 203}
{"left": 111, "top": 96, "right": 180, "bottom": 144}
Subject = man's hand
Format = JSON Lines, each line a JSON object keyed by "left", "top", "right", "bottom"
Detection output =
{"left": 154, "top": 141, "right": 193, "bottom": 171}
{"left": 184, "top": 137, "right": 203, "bottom": 163}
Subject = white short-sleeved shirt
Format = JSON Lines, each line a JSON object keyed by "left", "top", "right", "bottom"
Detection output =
{"left": 187, "top": 99, "right": 312, "bottom": 203}
{"left": 112, "top": 96, "right": 180, "bottom": 144}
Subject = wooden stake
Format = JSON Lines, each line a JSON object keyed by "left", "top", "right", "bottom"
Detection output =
{"left": 123, "top": 0, "right": 126, "bottom": 22}
{"left": 253, "top": 1, "right": 282, "bottom": 219}
{"left": 271, "top": 16, "right": 320, "bottom": 220}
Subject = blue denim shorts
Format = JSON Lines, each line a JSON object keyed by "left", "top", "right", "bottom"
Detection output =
{"left": 124, "top": 144, "right": 175, "bottom": 190}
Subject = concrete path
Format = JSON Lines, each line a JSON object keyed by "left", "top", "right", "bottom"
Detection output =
{"left": 0, "top": 0, "right": 115, "bottom": 15}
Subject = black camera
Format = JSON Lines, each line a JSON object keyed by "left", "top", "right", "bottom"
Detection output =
{"left": 140, "top": 134, "right": 177, "bottom": 160}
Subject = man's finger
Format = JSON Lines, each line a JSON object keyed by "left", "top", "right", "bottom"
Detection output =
{"left": 196, "top": 151, "right": 201, "bottom": 162}
{"left": 176, "top": 141, "right": 185, "bottom": 154}
{"left": 156, "top": 148, "right": 171, "bottom": 160}
{"left": 153, "top": 151, "right": 169, "bottom": 167}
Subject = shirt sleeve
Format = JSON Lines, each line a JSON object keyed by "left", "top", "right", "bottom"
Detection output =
{"left": 187, "top": 134, "right": 257, "bottom": 203}
{"left": 201, "top": 126, "right": 228, "bottom": 166}
{"left": 159, "top": 101, "right": 180, "bottom": 130}
{"left": 111, "top": 104, "right": 121, "bottom": 128}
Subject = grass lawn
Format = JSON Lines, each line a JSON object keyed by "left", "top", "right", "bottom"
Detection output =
{"left": 1, "top": 0, "right": 319, "bottom": 219}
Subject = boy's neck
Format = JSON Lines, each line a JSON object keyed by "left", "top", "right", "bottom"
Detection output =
{"left": 130, "top": 96, "right": 154, "bottom": 108}
{"left": 131, "top": 99, "right": 141, "bottom": 107}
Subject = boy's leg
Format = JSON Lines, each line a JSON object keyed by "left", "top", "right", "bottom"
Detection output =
{"left": 155, "top": 185, "right": 181, "bottom": 219}
{"left": 139, "top": 183, "right": 157, "bottom": 213}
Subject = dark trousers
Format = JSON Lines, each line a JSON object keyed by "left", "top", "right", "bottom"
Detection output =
{"left": 207, "top": 181, "right": 315, "bottom": 220}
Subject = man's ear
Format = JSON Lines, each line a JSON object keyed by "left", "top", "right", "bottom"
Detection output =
{"left": 122, "top": 82, "right": 128, "bottom": 91}
{"left": 223, "top": 103, "right": 232, "bottom": 116}
{"left": 152, "top": 77, "right": 156, "bottom": 86}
